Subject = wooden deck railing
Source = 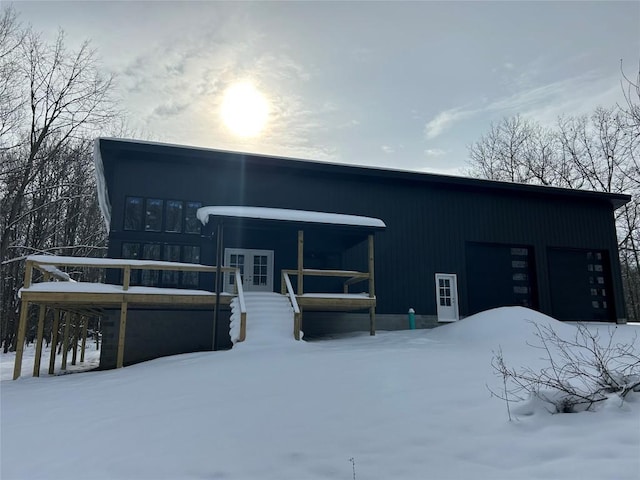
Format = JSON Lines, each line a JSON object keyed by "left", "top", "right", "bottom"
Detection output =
{"left": 14, "top": 255, "right": 247, "bottom": 380}
{"left": 281, "top": 268, "right": 375, "bottom": 340}
{"left": 281, "top": 272, "right": 302, "bottom": 340}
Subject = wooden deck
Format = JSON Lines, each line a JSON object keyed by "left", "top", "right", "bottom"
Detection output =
{"left": 13, "top": 256, "right": 246, "bottom": 380}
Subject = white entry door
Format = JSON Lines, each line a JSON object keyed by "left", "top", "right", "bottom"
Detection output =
{"left": 435, "top": 273, "right": 459, "bottom": 322}
{"left": 224, "top": 248, "right": 274, "bottom": 293}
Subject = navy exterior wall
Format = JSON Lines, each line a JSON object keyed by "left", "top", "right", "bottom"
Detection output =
{"left": 99, "top": 307, "right": 232, "bottom": 369}
{"left": 99, "top": 139, "right": 628, "bottom": 325}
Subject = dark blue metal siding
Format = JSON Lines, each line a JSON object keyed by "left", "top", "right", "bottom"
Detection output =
{"left": 102, "top": 143, "right": 626, "bottom": 321}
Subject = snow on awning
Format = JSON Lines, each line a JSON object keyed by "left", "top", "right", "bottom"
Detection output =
{"left": 196, "top": 206, "right": 386, "bottom": 229}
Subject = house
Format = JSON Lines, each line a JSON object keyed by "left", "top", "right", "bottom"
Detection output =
{"left": 93, "top": 138, "right": 630, "bottom": 368}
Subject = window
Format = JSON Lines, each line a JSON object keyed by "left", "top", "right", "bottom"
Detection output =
{"left": 182, "top": 245, "right": 201, "bottom": 287}
{"left": 185, "top": 201, "right": 202, "bottom": 234}
{"left": 124, "top": 197, "right": 143, "bottom": 230}
{"left": 141, "top": 244, "right": 161, "bottom": 285}
{"left": 162, "top": 244, "right": 181, "bottom": 285}
{"left": 165, "top": 201, "right": 183, "bottom": 233}
{"left": 145, "top": 199, "right": 164, "bottom": 231}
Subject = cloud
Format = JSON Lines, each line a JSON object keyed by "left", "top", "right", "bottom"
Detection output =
{"left": 381, "top": 145, "right": 394, "bottom": 154}
{"left": 423, "top": 70, "right": 625, "bottom": 140}
{"left": 152, "top": 101, "right": 190, "bottom": 117}
{"left": 424, "top": 148, "right": 446, "bottom": 157}
{"left": 424, "top": 107, "right": 477, "bottom": 139}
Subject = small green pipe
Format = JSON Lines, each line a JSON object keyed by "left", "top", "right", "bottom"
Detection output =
{"left": 408, "top": 308, "right": 415, "bottom": 330}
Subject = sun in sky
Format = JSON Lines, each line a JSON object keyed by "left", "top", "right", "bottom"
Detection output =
{"left": 220, "top": 81, "right": 270, "bottom": 137}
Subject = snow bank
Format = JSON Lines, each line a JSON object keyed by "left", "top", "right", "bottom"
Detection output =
{"left": 427, "top": 306, "right": 578, "bottom": 345}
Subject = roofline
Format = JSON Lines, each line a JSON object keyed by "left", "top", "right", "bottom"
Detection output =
{"left": 96, "top": 137, "right": 632, "bottom": 210}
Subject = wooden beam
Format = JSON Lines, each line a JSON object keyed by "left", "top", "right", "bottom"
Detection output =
{"left": 48, "top": 309, "right": 60, "bottom": 375}
{"left": 80, "top": 317, "right": 88, "bottom": 363}
{"left": 116, "top": 301, "right": 128, "bottom": 368}
{"left": 12, "top": 301, "right": 30, "bottom": 380}
{"left": 297, "top": 230, "right": 304, "bottom": 295}
{"left": 61, "top": 312, "right": 71, "bottom": 371}
{"left": 32, "top": 304, "right": 47, "bottom": 377}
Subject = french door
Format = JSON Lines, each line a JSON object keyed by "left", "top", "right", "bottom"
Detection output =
{"left": 224, "top": 248, "right": 274, "bottom": 293}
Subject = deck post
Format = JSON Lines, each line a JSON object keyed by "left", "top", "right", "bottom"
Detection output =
{"left": 48, "top": 309, "right": 60, "bottom": 375}
{"left": 297, "top": 230, "right": 304, "bottom": 295}
{"left": 61, "top": 312, "right": 71, "bottom": 370}
{"left": 32, "top": 303, "right": 47, "bottom": 377}
{"left": 294, "top": 310, "right": 302, "bottom": 341}
{"left": 213, "top": 220, "right": 224, "bottom": 351}
{"left": 71, "top": 315, "right": 80, "bottom": 366}
{"left": 80, "top": 317, "right": 88, "bottom": 363}
{"left": 239, "top": 312, "right": 247, "bottom": 342}
{"left": 13, "top": 260, "right": 34, "bottom": 379}
{"left": 368, "top": 234, "right": 376, "bottom": 336}
{"left": 117, "top": 302, "right": 128, "bottom": 368}
{"left": 12, "top": 301, "right": 30, "bottom": 380}
{"left": 123, "top": 266, "right": 131, "bottom": 290}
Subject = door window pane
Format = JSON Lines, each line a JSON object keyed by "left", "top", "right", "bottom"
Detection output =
{"left": 124, "top": 197, "right": 143, "bottom": 231}
{"left": 253, "top": 255, "right": 268, "bottom": 286}
{"left": 185, "top": 201, "right": 202, "bottom": 234}
{"left": 228, "top": 254, "right": 245, "bottom": 287}
{"left": 165, "top": 201, "right": 183, "bottom": 233}
{"left": 145, "top": 199, "right": 163, "bottom": 231}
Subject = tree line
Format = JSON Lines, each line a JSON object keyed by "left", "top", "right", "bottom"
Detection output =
{"left": 0, "top": 7, "right": 121, "bottom": 351}
{"left": 467, "top": 67, "right": 640, "bottom": 321}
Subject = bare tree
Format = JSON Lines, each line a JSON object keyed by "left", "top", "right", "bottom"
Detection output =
{"left": 467, "top": 83, "right": 640, "bottom": 321}
{"left": 0, "top": 8, "right": 118, "bottom": 351}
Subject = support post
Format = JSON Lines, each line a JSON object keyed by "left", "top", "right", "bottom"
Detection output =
{"left": 61, "top": 312, "right": 71, "bottom": 370}
{"left": 239, "top": 312, "right": 247, "bottom": 342}
{"left": 80, "top": 317, "right": 88, "bottom": 363}
{"left": 116, "top": 302, "right": 128, "bottom": 368}
{"left": 48, "top": 309, "right": 60, "bottom": 375}
{"left": 32, "top": 304, "right": 47, "bottom": 377}
{"left": 368, "top": 234, "right": 376, "bottom": 336}
{"left": 297, "top": 230, "right": 304, "bottom": 295}
{"left": 12, "top": 301, "right": 30, "bottom": 380}
{"left": 123, "top": 265, "right": 131, "bottom": 290}
{"left": 13, "top": 260, "right": 34, "bottom": 379}
{"left": 71, "top": 316, "right": 80, "bottom": 366}
{"left": 294, "top": 311, "right": 302, "bottom": 341}
{"left": 213, "top": 220, "right": 223, "bottom": 351}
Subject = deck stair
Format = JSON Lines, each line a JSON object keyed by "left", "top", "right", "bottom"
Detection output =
{"left": 230, "top": 292, "right": 298, "bottom": 345}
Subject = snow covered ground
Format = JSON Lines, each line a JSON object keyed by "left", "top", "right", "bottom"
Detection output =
{"left": 1, "top": 307, "right": 639, "bottom": 479}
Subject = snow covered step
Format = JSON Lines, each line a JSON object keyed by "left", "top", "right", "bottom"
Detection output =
{"left": 230, "top": 292, "right": 299, "bottom": 346}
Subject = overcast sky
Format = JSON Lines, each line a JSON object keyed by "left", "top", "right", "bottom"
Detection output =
{"left": 10, "top": 1, "right": 640, "bottom": 174}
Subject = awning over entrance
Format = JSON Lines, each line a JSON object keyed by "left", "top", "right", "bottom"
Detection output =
{"left": 197, "top": 206, "right": 386, "bottom": 229}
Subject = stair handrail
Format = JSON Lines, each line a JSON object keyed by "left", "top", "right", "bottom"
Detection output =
{"left": 234, "top": 269, "right": 247, "bottom": 342}
{"left": 282, "top": 271, "right": 302, "bottom": 340}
